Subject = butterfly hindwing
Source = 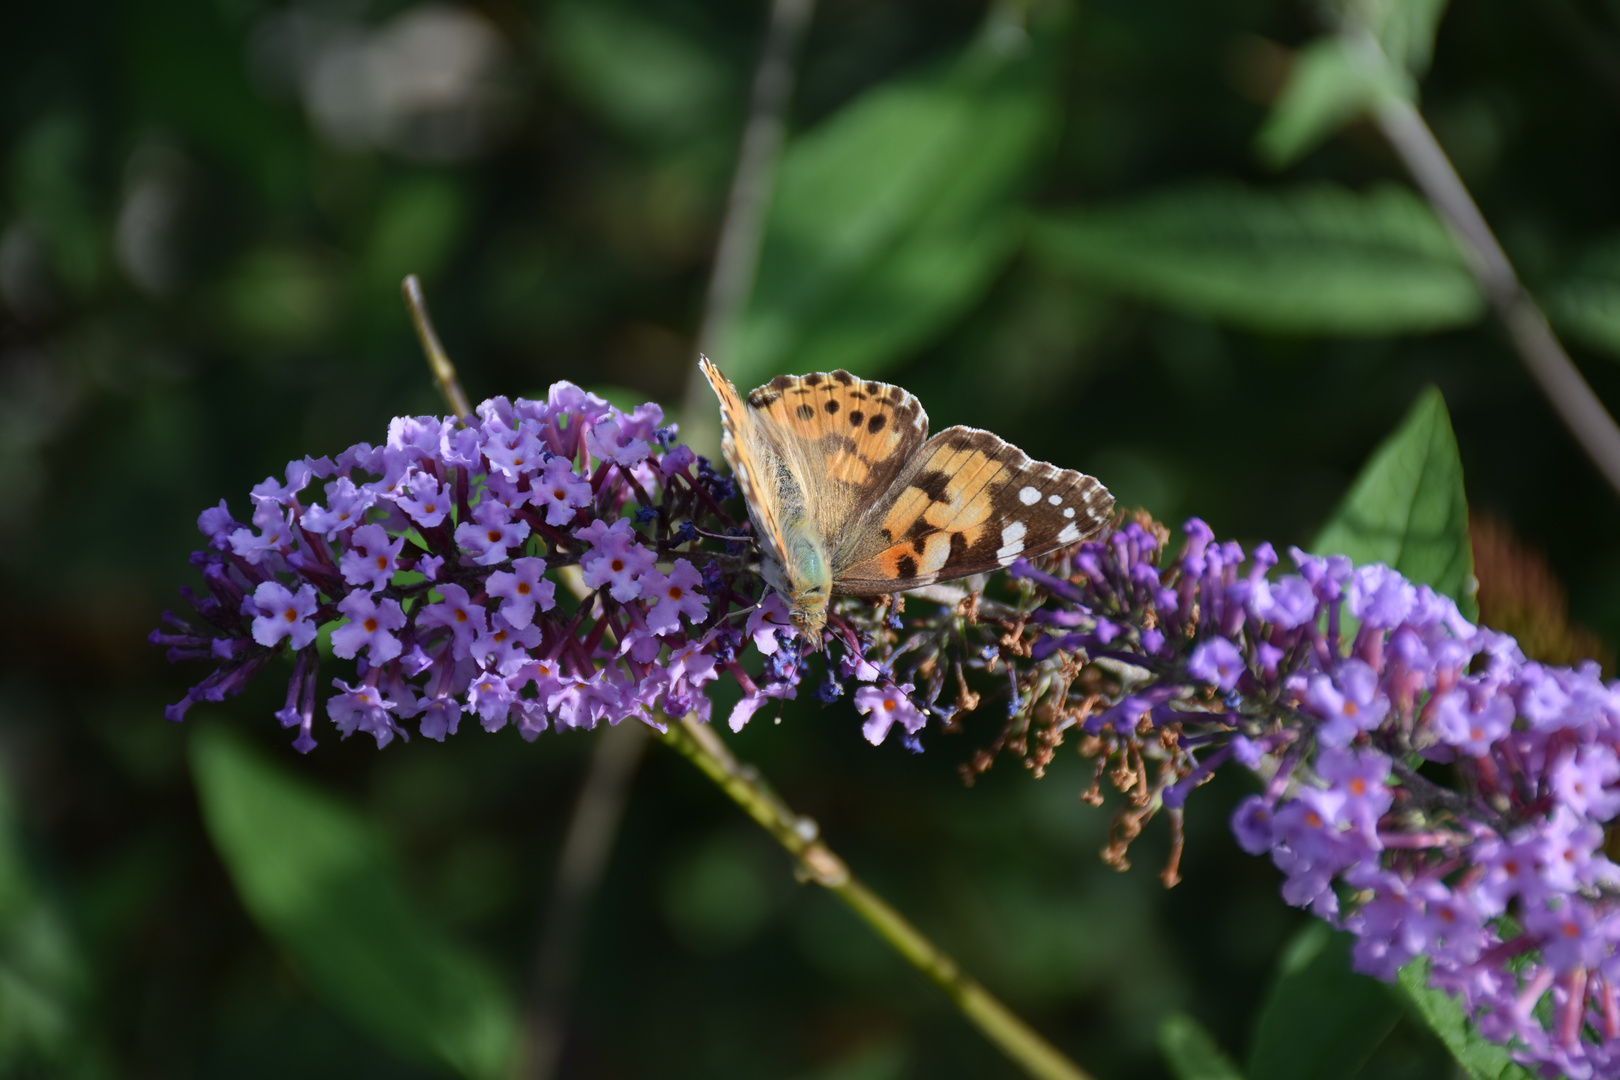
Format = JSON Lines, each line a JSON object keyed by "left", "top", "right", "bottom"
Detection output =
{"left": 834, "top": 426, "right": 1113, "bottom": 595}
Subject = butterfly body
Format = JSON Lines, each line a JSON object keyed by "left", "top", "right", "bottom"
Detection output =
{"left": 700, "top": 358, "right": 1113, "bottom": 643}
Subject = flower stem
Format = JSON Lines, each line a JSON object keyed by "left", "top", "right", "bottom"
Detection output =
{"left": 655, "top": 714, "right": 1094, "bottom": 1080}
{"left": 402, "top": 274, "right": 473, "bottom": 420}
{"left": 1349, "top": 30, "right": 1620, "bottom": 500}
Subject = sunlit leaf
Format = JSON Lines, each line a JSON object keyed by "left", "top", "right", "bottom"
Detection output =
{"left": 1248, "top": 923, "right": 1400, "bottom": 1080}
{"left": 190, "top": 727, "right": 517, "bottom": 1080}
{"left": 725, "top": 26, "right": 1058, "bottom": 385}
{"left": 1159, "top": 1012, "right": 1246, "bottom": 1080}
{"left": 1257, "top": 37, "right": 1410, "bottom": 168}
{"left": 1312, "top": 385, "right": 1476, "bottom": 619}
{"left": 1337, "top": 0, "right": 1452, "bottom": 75}
{"left": 1031, "top": 182, "right": 1482, "bottom": 335}
{"left": 1395, "top": 961, "right": 1535, "bottom": 1080}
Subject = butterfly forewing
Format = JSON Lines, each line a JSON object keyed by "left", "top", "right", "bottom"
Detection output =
{"left": 833, "top": 426, "right": 1114, "bottom": 595}
{"left": 699, "top": 358, "right": 794, "bottom": 568}
{"left": 743, "top": 370, "right": 930, "bottom": 544}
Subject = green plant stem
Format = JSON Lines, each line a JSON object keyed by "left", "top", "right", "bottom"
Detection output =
{"left": 1344, "top": 30, "right": 1620, "bottom": 501}
{"left": 402, "top": 274, "right": 473, "bottom": 420}
{"left": 655, "top": 714, "right": 1094, "bottom": 1080}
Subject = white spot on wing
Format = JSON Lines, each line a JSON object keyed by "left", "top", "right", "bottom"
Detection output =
{"left": 1048, "top": 494, "right": 1062, "bottom": 505}
{"left": 997, "top": 520, "right": 1027, "bottom": 564}
{"left": 1018, "top": 486, "right": 1040, "bottom": 506}
{"left": 1063, "top": 506, "right": 1075, "bottom": 519}
{"left": 1058, "top": 523, "right": 1081, "bottom": 545}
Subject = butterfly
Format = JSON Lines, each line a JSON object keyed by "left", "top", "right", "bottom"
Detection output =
{"left": 699, "top": 358, "right": 1114, "bottom": 644}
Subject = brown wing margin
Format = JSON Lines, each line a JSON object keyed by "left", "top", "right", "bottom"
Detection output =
{"left": 698, "top": 357, "right": 790, "bottom": 566}
{"left": 834, "top": 426, "right": 1113, "bottom": 595}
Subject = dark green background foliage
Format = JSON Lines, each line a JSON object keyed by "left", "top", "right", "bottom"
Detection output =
{"left": 2, "top": 0, "right": 1618, "bottom": 1076}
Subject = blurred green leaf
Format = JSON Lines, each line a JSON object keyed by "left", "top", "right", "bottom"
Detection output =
{"left": 1550, "top": 236, "right": 1620, "bottom": 361}
{"left": 1248, "top": 923, "right": 1400, "bottom": 1080}
{"left": 1030, "top": 182, "right": 1483, "bottom": 335}
{"left": 545, "top": 0, "right": 733, "bottom": 145}
{"left": 1257, "top": 37, "right": 1410, "bottom": 168}
{"left": 190, "top": 727, "right": 516, "bottom": 1080}
{"left": 365, "top": 176, "right": 468, "bottom": 295}
{"left": 1394, "top": 960, "right": 1534, "bottom": 1080}
{"left": 1335, "top": 0, "right": 1452, "bottom": 75}
{"left": 726, "top": 27, "right": 1057, "bottom": 385}
{"left": 0, "top": 765, "right": 101, "bottom": 1077}
{"left": 788, "top": 1040, "right": 910, "bottom": 1080}
{"left": 219, "top": 245, "right": 347, "bottom": 349}
{"left": 1311, "top": 385, "right": 1476, "bottom": 619}
{"left": 126, "top": 0, "right": 300, "bottom": 197}
{"left": 662, "top": 833, "right": 775, "bottom": 954}
{"left": 1159, "top": 1012, "right": 1246, "bottom": 1080}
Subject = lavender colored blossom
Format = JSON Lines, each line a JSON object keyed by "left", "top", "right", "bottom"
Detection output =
{"left": 156, "top": 376, "right": 1620, "bottom": 1076}
{"left": 1010, "top": 519, "right": 1620, "bottom": 1078}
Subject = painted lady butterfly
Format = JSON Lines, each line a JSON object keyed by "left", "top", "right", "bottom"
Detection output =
{"left": 700, "top": 358, "right": 1114, "bottom": 643}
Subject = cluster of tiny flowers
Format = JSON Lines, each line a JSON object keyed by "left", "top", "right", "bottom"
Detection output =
{"left": 154, "top": 378, "right": 1620, "bottom": 1074}
{"left": 1011, "top": 519, "right": 1620, "bottom": 1078}
{"left": 151, "top": 384, "right": 927, "bottom": 755}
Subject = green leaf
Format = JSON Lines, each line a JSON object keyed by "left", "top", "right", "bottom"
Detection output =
{"left": 1248, "top": 923, "right": 1401, "bottom": 1080}
{"left": 190, "top": 727, "right": 517, "bottom": 1079}
{"left": 1257, "top": 37, "right": 1411, "bottom": 168}
{"left": 545, "top": 0, "right": 733, "bottom": 145}
{"left": 1338, "top": 0, "right": 1453, "bottom": 75}
{"left": 1311, "top": 385, "right": 1476, "bottom": 619}
{"left": 1549, "top": 236, "right": 1620, "bottom": 361}
{"left": 1030, "top": 182, "right": 1483, "bottom": 335}
{"left": 0, "top": 768, "right": 99, "bottom": 1076}
{"left": 724, "top": 26, "right": 1057, "bottom": 386}
{"left": 1159, "top": 1012, "right": 1246, "bottom": 1080}
{"left": 1394, "top": 961, "right": 1535, "bottom": 1080}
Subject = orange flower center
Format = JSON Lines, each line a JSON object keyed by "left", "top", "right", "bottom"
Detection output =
{"left": 363, "top": 617, "right": 378, "bottom": 632}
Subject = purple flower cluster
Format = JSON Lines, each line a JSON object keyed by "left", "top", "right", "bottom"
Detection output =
{"left": 154, "top": 377, "right": 1620, "bottom": 1074}
{"left": 152, "top": 385, "right": 926, "bottom": 754}
{"left": 1014, "top": 520, "right": 1620, "bottom": 1078}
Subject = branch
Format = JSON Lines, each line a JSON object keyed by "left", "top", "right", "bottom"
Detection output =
{"left": 401, "top": 275, "right": 472, "bottom": 420}
{"left": 1355, "top": 36, "right": 1620, "bottom": 500}
{"left": 656, "top": 715, "right": 1094, "bottom": 1080}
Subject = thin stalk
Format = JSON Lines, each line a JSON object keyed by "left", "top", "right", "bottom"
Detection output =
{"left": 656, "top": 715, "right": 1094, "bottom": 1080}
{"left": 402, "top": 274, "right": 473, "bottom": 420}
{"left": 1350, "top": 35, "right": 1620, "bottom": 500}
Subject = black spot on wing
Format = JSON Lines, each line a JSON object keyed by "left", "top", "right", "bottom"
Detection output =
{"left": 804, "top": 372, "right": 823, "bottom": 386}
{"left": 896, "top": 553, "right": 918, "bottom": 579}
{"left": 796, "top": 403, "right": 815, "bottom": 420}
{"left": 849, "top": 410, "right": 864, "bottom": 426}
{"left": 913, "top": 470, "right": 950, "bottom": 503}
{"left": 824, "top": 399, "right": 840, "bottom": 414}
{"left": 832, "top": 370, "right": 854, "bottom": 385}
{"left": 867, "top": 413, "right": 886, "bottom": 434}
